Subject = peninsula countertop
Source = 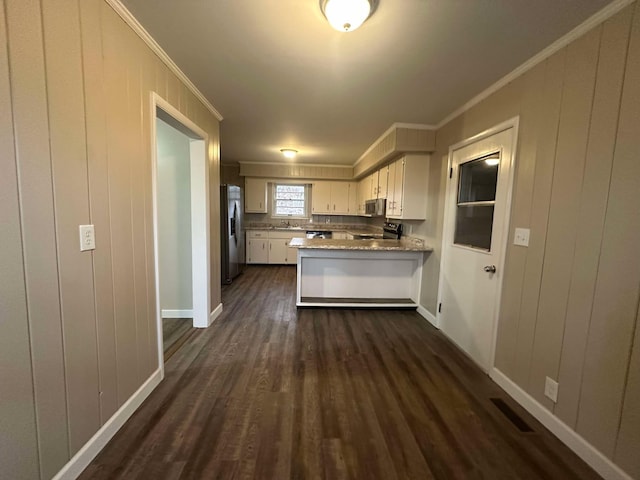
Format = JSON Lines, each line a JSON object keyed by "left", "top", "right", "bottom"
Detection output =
{"left": 288, "top": 237, "right": 432, "bottom": 252}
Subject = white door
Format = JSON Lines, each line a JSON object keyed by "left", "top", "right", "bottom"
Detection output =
{"left": 438, "top": 123, "right": 517, "bottom": 372}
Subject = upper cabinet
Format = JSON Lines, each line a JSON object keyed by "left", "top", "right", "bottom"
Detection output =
{"left": 386, "top": 154, "right": 430, "bottom": 220}
{"left": 244, "top": 178, "right": 268, "bottom": 213}
{"left": 377, "top": 165, "right": 389, "bottom": 199}
{"left": 312, "top": 181, "right": 357, "bottom": 215}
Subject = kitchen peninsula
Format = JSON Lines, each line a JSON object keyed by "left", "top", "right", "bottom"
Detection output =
{"left": 289, "top": 237, "right": 432, "bottom": 308}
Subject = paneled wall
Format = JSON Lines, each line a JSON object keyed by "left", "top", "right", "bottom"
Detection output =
{"left": 418, "top": 3, "right": 640, "bottom": 477}
{"left": 0, "top": 0, "right": 221, "bottom": 478}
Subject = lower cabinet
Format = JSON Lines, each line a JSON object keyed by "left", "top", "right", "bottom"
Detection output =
{"left": 247, "top": 230, "right": 303, "bottom": 264}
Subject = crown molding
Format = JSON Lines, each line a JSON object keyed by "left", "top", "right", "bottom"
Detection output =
{"left": 354, "top": 122, "right": 435, "bottom": 166}
{"left": 104, "top": 0, "right": 223, "bottom": 121}
{"left": 435, "top": 0, "right": 635, "bottom": 129}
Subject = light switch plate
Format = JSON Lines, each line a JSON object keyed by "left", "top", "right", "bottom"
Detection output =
{"left": 544, "top": 376, "right": 559, "bottom": 403}
{"left": 514, "top": 227, "right": 530, "bottom": 247}
{"left": 79, "top": 224, "right": 96, "bottom": 251}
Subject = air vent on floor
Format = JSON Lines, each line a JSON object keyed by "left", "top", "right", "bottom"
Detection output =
{"left": 490, "top": 398, "right": 534, "bottom": 433}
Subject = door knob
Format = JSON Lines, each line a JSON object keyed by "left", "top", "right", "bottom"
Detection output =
{"left": 483, "top": 265, "right": 497, "bottom": 273}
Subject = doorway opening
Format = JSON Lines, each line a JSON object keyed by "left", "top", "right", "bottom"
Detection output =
{"left": 437, "top": 118, "right": 519, "bottom": 372}
{"left": 151, "top": 93, "right": 211, "bottom": 370}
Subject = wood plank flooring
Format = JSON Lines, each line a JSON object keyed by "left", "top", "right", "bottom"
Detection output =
{"left": 163, "top": 318, "right": 195, "bottom": 361}
{"left": 80, "top": 266, "right": 601, "bottom": 480}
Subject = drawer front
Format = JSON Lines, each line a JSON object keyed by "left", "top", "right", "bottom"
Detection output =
{"left": 247, "top": 230, "right": 269, "bottom": 238}
{"left": 269, "top": 231, "right": 299, "bottom": 240}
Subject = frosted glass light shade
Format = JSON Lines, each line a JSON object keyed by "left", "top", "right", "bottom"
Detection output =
{"left": 323, "top": 0, "right": 372, "bottom": 32}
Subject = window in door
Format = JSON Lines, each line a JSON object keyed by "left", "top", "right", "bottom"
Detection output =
{"left": 273, "top": 184, "right": 308, "bottom": 217}
{"left": 454, "top": 152, "right": 500, "bottom": 251}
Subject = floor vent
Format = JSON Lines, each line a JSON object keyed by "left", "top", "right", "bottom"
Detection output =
{"left": 490, "top": 398, "right": 534, "bottom": 433}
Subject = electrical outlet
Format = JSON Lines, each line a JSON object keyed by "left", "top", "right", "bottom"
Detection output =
{"left": 544, "top": 376, "right": 559, "bottom": 403}
{"left": 79, "top": 224, "right": 96, "bottom": 251}
{"left": 514, "top": 227, "right": 530, "bottom": 247}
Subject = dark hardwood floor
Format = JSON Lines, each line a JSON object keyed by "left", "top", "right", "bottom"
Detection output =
{"left": 163, "top": 318, "right": 195, "bottom": 361}
{"left": 80, "top": 266, "right": 600, "bottom": 480}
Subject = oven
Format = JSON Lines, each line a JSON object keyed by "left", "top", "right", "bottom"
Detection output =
{"left": 382, "top": 222, "right": 403, "bottom": 240}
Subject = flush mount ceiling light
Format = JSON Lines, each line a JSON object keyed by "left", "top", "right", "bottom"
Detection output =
{"left": 280, "top": 148, "right": 298, "bottom": 159}
{"left": 320, "top": 0, "right": 378, "bottom": 32}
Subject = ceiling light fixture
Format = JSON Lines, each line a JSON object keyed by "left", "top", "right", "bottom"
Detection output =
{"left": 280, "top": 148, "right": 298, "bottom": 159}
{"left": 484, "top": 158, "right": 500, "bottom": 166}
{"left": 320, "top": 0, "right": 378, "bottom": 32}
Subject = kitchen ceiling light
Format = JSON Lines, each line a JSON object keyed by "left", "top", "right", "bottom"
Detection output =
{"left": 484, "top": 158, "right": 500, "bottom": 166}
{"left": 320, "top": 0, "right": 378, "bottom": 32}
{"left": 280, "top": 148, "right": 298, "bottom": 159}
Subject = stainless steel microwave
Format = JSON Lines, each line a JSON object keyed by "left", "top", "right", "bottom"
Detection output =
{"left": 365, "top": 198, "right": 386, "bottom": 217}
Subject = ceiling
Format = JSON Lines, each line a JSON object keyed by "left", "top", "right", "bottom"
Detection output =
{"left": 121, "top": 0, "right": 613, "bottom": 166}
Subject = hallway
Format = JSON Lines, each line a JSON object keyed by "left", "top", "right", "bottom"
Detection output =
{"left": 80, "top": 266, "right": 599, "bottom": 479}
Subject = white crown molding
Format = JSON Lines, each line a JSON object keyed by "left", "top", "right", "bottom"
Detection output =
{"left": 354, "top": 122, "right": 436, "bottom": 167}
{"left": 435, "top": 0, "right": 635, "bottom": 130}
{"left": 104, "top": 0, "right": 223, "bottom": 121}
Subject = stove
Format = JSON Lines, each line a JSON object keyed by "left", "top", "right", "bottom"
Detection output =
{"left": 382, "top": 222, "right": 403, "bottom": 240}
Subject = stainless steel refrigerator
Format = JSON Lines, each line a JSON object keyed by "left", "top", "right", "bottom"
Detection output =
{"left": 220, "top": 184, "right": 245, "bottom": 284}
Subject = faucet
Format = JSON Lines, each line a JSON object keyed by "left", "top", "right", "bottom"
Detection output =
{"left": 280, "top": 219, "right": 291, "bottom": 227}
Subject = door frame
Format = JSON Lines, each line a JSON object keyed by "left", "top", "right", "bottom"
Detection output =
{"left": 150, "top": 92, "right": 211, "bottom": 375}
{"left": 436, "top": 117, "right": 519, "bottom": 371}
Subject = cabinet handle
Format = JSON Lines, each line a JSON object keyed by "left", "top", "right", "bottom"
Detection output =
{"left": 269, "top": 243, "right": 271, "bottom": 250}
{"left": 327, "top": 203, "right": 330, "bottom": 211}
{"left": 333, "top": 204, "right": 335, "bottom": 211}
{"left": 263, "top": 244, "right": 265, "bottom": 250}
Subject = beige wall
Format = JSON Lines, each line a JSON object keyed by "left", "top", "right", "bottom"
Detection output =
{"left": 0, "top": 0, "right": 221, "bottom": 478}
{"left": 419, "top": 3, "right": 640, "bottom": 477}
{"left": 157, "top": 119, "right": 193, "bottom": 311}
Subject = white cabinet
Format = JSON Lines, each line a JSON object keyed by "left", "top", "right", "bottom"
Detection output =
{"left": 332, "top": 231, "right": 347, "bottom": 240}
{"left": 311, "top": 181, "right": 331, "bottom": 214}
{"left": 386, "top": 154, "right": 430, "bottom": 220}
{"left": 312, "top": 181, "right": 357, "bottom": 215}
{"left": 247, "top": 230, "right": 304, "bottom": 264}
{"left": 269, "top": 238, "right": 289, "bottom": 264}
{"left": 246, "top": 230, "right": 269, "bottom": 263}
{"left": 377, "top": 165, "right": 389, "bottom": 199}
{"left": 244, "top": 178, "right": 268, "bottom": 213}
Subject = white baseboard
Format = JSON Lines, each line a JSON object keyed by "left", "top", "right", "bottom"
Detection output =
{"left": 208, "top": 303, "right": 223, "bottom": 327}
{"left": 161, "top": 309, "right": 193, "bottom": 318}
{"left": 417, "top": 305, "right": 439, "bottom": 328}
{"left": 52, "top": 368, "right": 163, "bottom": 480}
{"left": 490, "top": 368, "right": 633, "bottom": 480}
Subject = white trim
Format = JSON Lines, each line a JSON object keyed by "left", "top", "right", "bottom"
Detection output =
{"left": 52, "top": 369, "right": 162, "bottom": 480}
{"left": 104, "top": 0, "right": 223, "bottom": 121}
{"left": 161, "top": 309, "right": 193, "bottom": 318}
{"left": 208, "top": 303, "right": 223, "bottom": 326}
{"left": 354, "top": 122, "right": 436, "bottom": 167}
{"left": 436, "top": 0, "right": 635, "bottom": 129}
{"left": 417, "top": 305, "right": 438, "bottom": 328}
{"left": 490, "top": 368, "right": 634, "bottom": 480}
{"left": 151, "top": 93, "right": 212, "bottom": 373}
{"left": 436, "top": 117, "right": 520, "bottom": 373}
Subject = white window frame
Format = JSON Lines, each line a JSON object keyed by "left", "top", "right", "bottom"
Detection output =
{"left": 271, "top": 183, "right": 309, "bottom": 219}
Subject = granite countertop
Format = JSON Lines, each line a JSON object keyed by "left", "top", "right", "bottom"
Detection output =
{"left": 244, "top": 224, "right": 383, "bottom": 234}
{"left": 288, "top": 237, "right": 432, "bottom": 252}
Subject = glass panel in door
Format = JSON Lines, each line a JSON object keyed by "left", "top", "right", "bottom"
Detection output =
{"left": 454, "top": 153, "right": 500, "bottom": 251}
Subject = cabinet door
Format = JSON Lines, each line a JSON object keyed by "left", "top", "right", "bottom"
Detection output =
{"left": 311, "top": 181, "right": 331, "bottom": 214}
{"left": 377, "top": 166, "right": 389, "bottom": 199}
{"left": 269, "top": 239, "right": 288, "bottom": 264}
{"left": 347, "top": 182, "right": 358, "bottom": 214}
{"left": 330, "top": 182, "right": 350, "bottom": 214}
{"left": 370, "top": 171, "right": 379, "bottom": 199}
{"left": 357, "top": 178, "right": 367, "bottom": 214}
{"left": 247, "top": 238, "right": 268, "bottom": 263}
{"left": 386, "top": 162, "right": 396, "bottom": 216}
{"left": 390, "top": 158, "right": 405, "bottom": 217}
{"left": 332, "top": 231, "right": 347, "bottom": 240}
{"left": 286, "top": 238, "right": 302, "bottom": 265}
{"left": 245, "top": 178, "right": 267, "bottom": 213}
